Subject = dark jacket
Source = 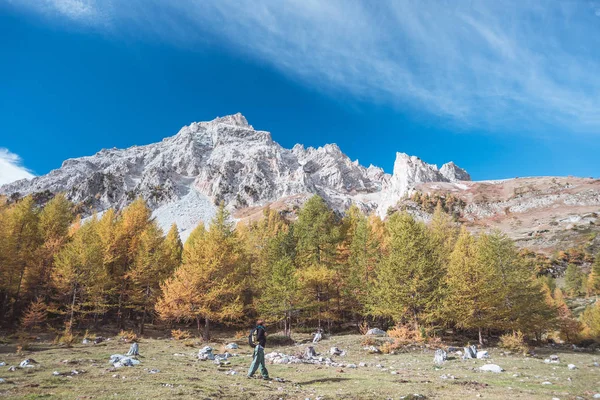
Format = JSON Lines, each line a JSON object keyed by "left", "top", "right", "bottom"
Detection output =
{"left": 256, "top": 325, "right": 267, "bottom": 347}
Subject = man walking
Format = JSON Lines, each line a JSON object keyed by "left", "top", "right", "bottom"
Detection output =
{"left": 247, "top": 319, "right": 270, "bottom": 380}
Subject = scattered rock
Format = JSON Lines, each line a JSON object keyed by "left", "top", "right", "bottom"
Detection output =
{"left": 476, "top": 351, "right": 489, "bottom": 359}
{"left": 434, "top": 349, "right": 447, "bottom": 365}
{"left": 225, "top": 370, "right": 237, "bottom": 375}
{"left": 149, "top": 369, "right": 160, "bottom": 374}
{"left": 82, "top": 338, "right": 91, "bottom": 344}
{"left": 19, "top": 359, "right": 38, "bottom": 368}
{"left": 545, "top": 355, "right": 560, "bottom": 364}
{"left": 440, "top": 374, "right": 456, "bottom": 380}
{"left": 347, "top": 364, "right": 357, "bottom": 368}
{"left": 0, "top": 362, "right": 4, "bottom": 367}
{"left": 365, "top": 346, "right": 381, "bottom": 354}
{"left": 330, "top": 347, "right": 344, "bottom": 356}
{"left": 479, "top": 364, "right": 504, "bottom": 373}
{"left": 305, "top": 346, "right": 318, "bottom": 358}
{"left": 463, "top": 345, "right": 477, "bottom": 360}
{"left": 391, "top": 370, "right": 398, "bottom": 375}
{"left": 541, "top": 381, "right": 552, "bottom": 385}
{"left": 198, "top": 346, "right": 215, "bottom": 361}
{"left": 52, "top": 371, "right": 62, "bottom": 376}
{"left": 313, "top": 330, "right": 323, "bottom": 343}
{"left": 109, "top": 354, "right": 140, "bottom": 368}
{"left": 93, "top": 337, "right": 105, "bottom": 344}
{"left": 568, "top": 364, "right": 576, "bottom": 370}
{"left": 225, "top": 343, "right": 239, "bottom": 350}
{"left": 366, "top": 328, "right": 387, "bottom": 336}
{"left": 593, "top": 394, "right": 600, "bottom": 399}
{"left": 7, "top": 366, "right": 16, "bottom": 372}
{"left": 0, "top": 378, "right": 5, "bottom": 384}
{"left": 126, "top": 343, "right": 139, "bottom": 356}
{"left": 358, "top": 362, "right": 367, "bottom": 367}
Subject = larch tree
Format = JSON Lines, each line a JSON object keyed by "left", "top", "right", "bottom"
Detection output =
{"left": 446, "top": 229, "right": 502, "bottom": 344}
{"left": 53, "top": 217, "right": 107, "bottom": 328}
{"left": 256, "top": 230, "right": 298, "bottom": 337}
{"left": 1, "top": 196, "right": 41, "bottom": 320}
{"left": 24, "top": 193, "right": 74, "bottom": 301}
{"left": 564, "top": 264, "right": 584, "bottom": 297}
{"left": 368, "top": 212, "right": 440, "bottom": 329}
{"left": 128, "top": 223, "right": 172, "bottom": 334}
{"left": 156, "top": 204, "right": 244, "bottom": 339}
{"left": 588, "top": 254, "right": 600, "bottom": 296}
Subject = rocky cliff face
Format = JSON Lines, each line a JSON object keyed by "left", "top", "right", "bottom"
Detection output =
{"left": 0, "top": 113, "right": 469, "bottom": 238}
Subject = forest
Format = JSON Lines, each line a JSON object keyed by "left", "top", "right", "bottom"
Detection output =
{"left": 1, "top": 194, "right": 599, "bottom": 347}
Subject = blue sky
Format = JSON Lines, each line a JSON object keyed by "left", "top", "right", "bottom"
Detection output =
{"left": 1, "top": 0, "right": 600, "bottom": 184}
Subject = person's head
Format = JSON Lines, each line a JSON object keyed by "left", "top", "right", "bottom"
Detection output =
{"left": 256, "top": 319, "right": 264, "bottom": 326}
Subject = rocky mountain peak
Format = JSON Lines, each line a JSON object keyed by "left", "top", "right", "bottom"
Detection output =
{"left": 0, "top": 115, "right": 470, "bottom": 239}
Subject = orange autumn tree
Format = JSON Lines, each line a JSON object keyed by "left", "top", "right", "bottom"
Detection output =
{"left": 156, "top": 204, "right": 244, "bottom": 339}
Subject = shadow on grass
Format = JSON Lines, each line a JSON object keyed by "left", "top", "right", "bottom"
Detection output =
{"left": 297, "top": 377, "right": 351, "bottom": 385}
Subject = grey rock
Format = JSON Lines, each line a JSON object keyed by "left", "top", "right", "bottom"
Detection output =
{"left": 305, "top": 346, "right": 317, "bottom": 358}
{"left": 19, "top": 359, "right": 37, "bottom": 368}
{"left": 329, "top": 347, "right": 343, "bottom": 356}
{"left": 479, "top": 364, "right": 504, "bottom": 373}
{"left": 365, "top": 328, "right": 387, "bottom": 336}
{"left": 225, "top": 343, "right": 239, "bottom": 350}
{"left": 109, "top": 354, "right": 140, "bottom": 368}
{"left": 476, "top": 350, "right": 489, "bottom": 359}
{"left": 126, "top": 343, "right": 139, "bottom": 356}
{"left": 568, "top": 364, "right": 576, "bottom": 370}
{"left": 198, "top": 346, "right": 215, "bottom": 361}
{"left": 463, "top": 345, "right": 477, "bottom": 359}
{"left": 433, "top": 349, "right": 447, "bottom": 365}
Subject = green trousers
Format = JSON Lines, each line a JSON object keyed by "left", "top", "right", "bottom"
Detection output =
{"left": 247, "top": 345, "right": 269, "bottom": 378}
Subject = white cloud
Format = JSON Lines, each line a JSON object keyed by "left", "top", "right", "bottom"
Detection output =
{"left": 0, "top": 148, "right": 35, "bottom": 186}
{"left": 7, "top": 0, "right": 600, "bottom": 132}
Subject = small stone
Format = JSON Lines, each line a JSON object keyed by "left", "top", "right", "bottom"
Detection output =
{"left": 330, "top": 347, "right": 343, "bottom": 356}
{"left": 593, "top": 394, "right": 600, "bottom": 399}
{"left": 549, "top": 355, "right": 560, "bottom": 363}
{"left": 19, "top": 359, "right": 37, "bottom": 368}
{"left": 8, "top": 366, "right": 16, "bottom": 372}
{"left": 433, "top": 349, "right": 447, "bottom": 365}
{"left": 365, "top": 328, "right": 387, "bottom": 336}
{"left": 390, "top": 371, "right": 398, "bottom": 375}
{"left": 479, "top": 364, "right": 504, "bottom": 373}
{"left": 541, "top": 381, "right": 552, "bottom": 385}
{"left": 347, "top": 364, "right": 357, "bottom": 368}
{"left": 126, "top": 343, "right": 139, "bottom": 356}
{"left": 53, "top": 371, "right": 61, "bottom": 376}
{"left": 149, "top": 369, "right": 160, "bottom": 373}
{"left": 568, "top": 364, "right": 576, "bottom": 370}
{"left": 225, "top": 343, "right": 239, "bottom": 349}
{"left": 0, "top": 362, "right": 5, "bottom": 367}
{"left": 476, "top": 350, "right": 489, "bottom": 359}
{"left": 358, "top": 362, "right": 367, "bottom": 367}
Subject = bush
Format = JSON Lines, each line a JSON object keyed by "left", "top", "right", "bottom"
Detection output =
{"left": 381, "top": 339, "right": 403, "bottom": 354}
{"left": 171, "top": 329, "right": 192, "bottom": 340}
{"left": 55, "top": 322, "right": 76, "bottom": 347}
{"left": 234, "top": 330, "right": 248, "bottom": 340}
{"left": 358, "top": 321, "right": 369, "bottom": 335}
{"left": 499, "top": 331, "right": 529, "bottom": 354}
{"left": 118, "top": 329, "right": 138, "bottom": 342}
{"left": 387, "top": 325, "right": 424, "bottom": 344}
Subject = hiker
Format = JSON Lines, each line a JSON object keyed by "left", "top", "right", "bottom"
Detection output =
{"left": 247, "top": 319, "right": 270, "bottom": 380}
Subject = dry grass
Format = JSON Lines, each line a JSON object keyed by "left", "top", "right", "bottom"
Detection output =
{"left": 0, "top": 332, "right": 599, "bottom": 399}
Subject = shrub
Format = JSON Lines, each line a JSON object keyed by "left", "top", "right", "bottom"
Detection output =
{"left": 360, "top": 336, "right": 378, "bottom": 346}
{"left": 234, "top": 330, "right": 248, "bottom": 340}
{"left": 118, "top": 329, "right": 138, "bottom": 342}
{"left": 387, "top": 325, "right": 424, "bottom": 344}
{"left": 499, "top": 331, "right": 529, "bottom": 354}
{"left": 171, "top": 329, "right": 192, "bottom": 340}
{"left": 358, "top": 321, "right": 369, "bottom": 335}
{"left": 55, "top": 322, "right": 76, "bottom": 347}
{"left": 381, "top": 339, "right": 403, "bottom": 354}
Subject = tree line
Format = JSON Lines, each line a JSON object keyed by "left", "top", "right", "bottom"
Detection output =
{"left": 1, "top": 194, "right": 599, "bottom": 344}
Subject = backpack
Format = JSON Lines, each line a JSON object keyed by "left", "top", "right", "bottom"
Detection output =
{"left": 248, "top": 327, "right": 258, "bottom": 348}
